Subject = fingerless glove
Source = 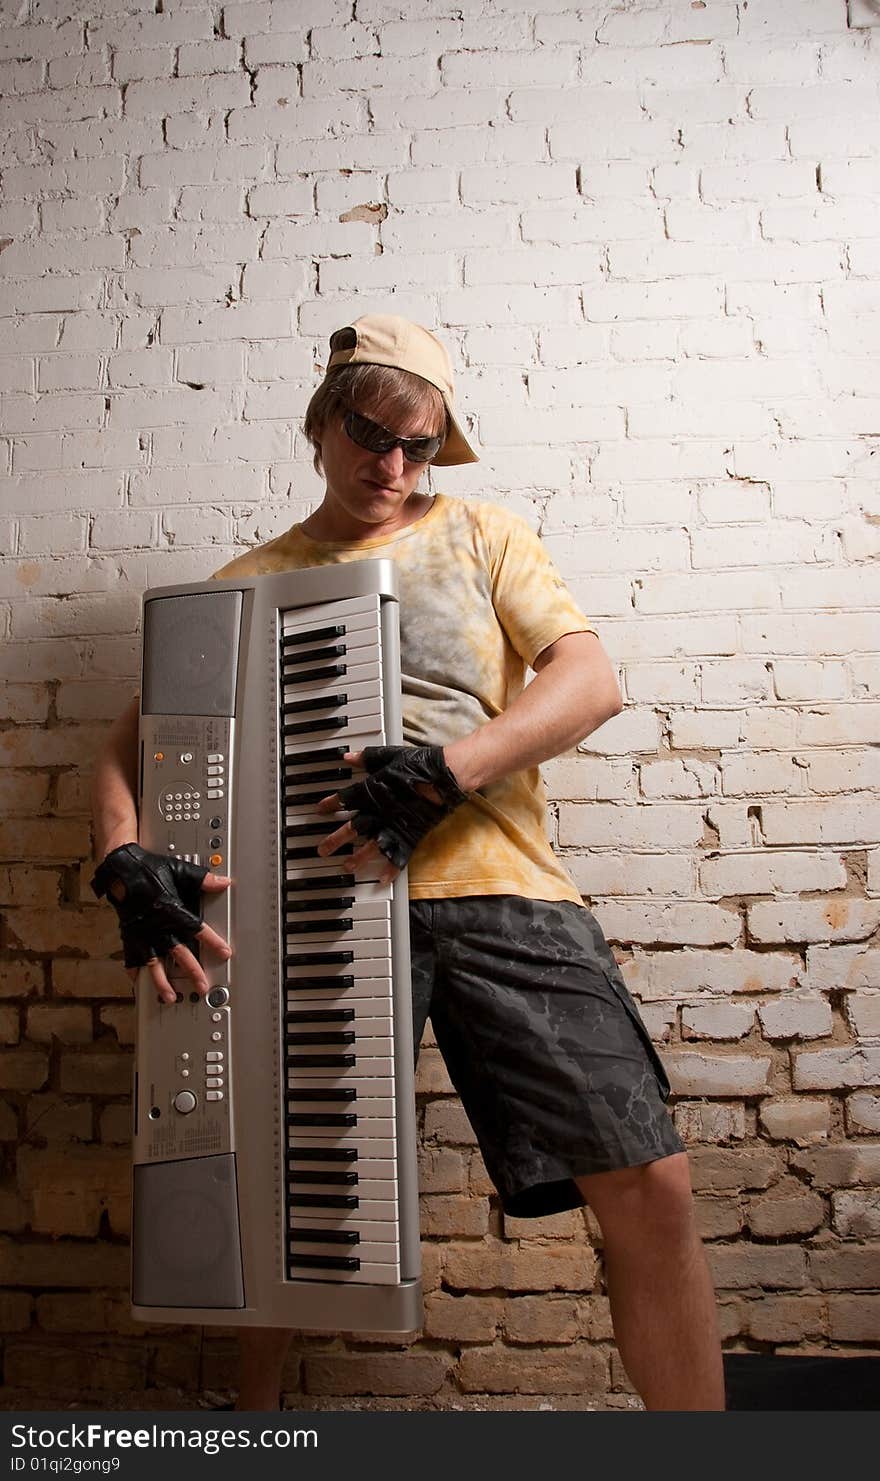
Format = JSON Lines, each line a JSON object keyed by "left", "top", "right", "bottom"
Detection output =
{"left": 338, "top": 745, "right": 469, "bottom": 871}
{"left": 91, "top": 842, "right": 208, "bottom": 969}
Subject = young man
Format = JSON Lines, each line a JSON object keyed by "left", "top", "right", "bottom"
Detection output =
{"left": 91, "top": 315, "right": 724, "bottom": 1412}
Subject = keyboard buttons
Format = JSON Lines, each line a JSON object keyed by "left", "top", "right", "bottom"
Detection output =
{"left": 206, "top": 1076, "right": 224, "bottom": 1089}
{"left": 206, "top": 1051, "right": 223, "bottom": 1062}
{"left": 206, "top": 1090, "right": 224, "bottom": 1102}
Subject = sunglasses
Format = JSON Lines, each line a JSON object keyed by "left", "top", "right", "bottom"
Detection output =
{"left": 342, "top": 408, "right": 443, "bottom": 465}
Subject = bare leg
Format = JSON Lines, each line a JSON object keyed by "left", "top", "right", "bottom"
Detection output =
{"left": 235, "top": 1327, "right": 293, "bottom": 1411}
{"left": 576, "top": 1152, "right": 725, "bottom": 1411}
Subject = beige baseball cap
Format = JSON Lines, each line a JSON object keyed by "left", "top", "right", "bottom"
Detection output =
{"left": 325, "top": 313, "right": 479, "bottom": 466}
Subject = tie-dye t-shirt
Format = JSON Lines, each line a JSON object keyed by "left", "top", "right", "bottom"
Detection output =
{"left": 214, "top": 494, "right": 596, "bottom": 905}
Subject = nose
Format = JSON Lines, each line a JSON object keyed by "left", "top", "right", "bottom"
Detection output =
{"left": 374, "top": 443, "right": 406, "bottom": 478}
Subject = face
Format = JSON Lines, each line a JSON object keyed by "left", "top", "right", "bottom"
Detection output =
{"left": 316, "top": 394, "right": 443, "bottom": 540}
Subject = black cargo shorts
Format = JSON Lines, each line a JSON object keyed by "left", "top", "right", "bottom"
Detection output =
{"left": 408, "top": 895, "right": 684, "bottom": 1218}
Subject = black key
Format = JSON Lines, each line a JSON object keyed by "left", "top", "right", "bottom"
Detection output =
{"left": 289, "top": 1169, "right": 358, "bottom": 1185}
{"left": 287, "top": 1113, "right": 358, "bottom": 1127}
{"left": 289, "top": 1192, "right": 358, "bottom": 1209}
{"left": 287, "top": 1086, "right": 356, "bottom": 1101}
{"left": 283, "top": 871, "right": 350, "bottom": 892}
{"left": 290, "top": 1228, "right": 359, "bottom": 1245}
{"left": 284, "top": 767, "right": 351, "bottom": 787}
{"left": 286, "top": 1009, "right": 355, "bottom": 1023}
{"left": 285, "top": 897, "right": 354, "bottom": 915}
{"left": 283, "top": 692, "right": 347, "bottom": 716}
{"left": 285, "top": 821, "right": 333, "bottom": 838}
{"left": 283, "top": 716, "right": 346, "bottom": 737}
{"left": 282, "top": 642, "right": 345, "bottom": 666}
{"left": 287, "top": 1053, "right": 355, "bottom": 1068}
{"left": 284, "top": 950, "right": 354, "bottom": 966}
{"left": 284, "top": 842, "right": 353, "bottom": 860}
{"left": 288, "top": 1254, "right": 360, "bottom": 1271}
{"left": 281, "top": 624, "right": 345, "bottom": 648}
{"left": 283, "top": 746, "right": 350, "bottom": 767}
{"left": 282, "top": 663, "right": 346, "bottom": 687}
{"left": 283, "top": 787, "right": 346, "bottom": 807}
{"left": 286, "top": 918, "right": 353, "bottom": 936}
{"left": 287, "top": 1031, "right": 356, "bottom": 1045}
{"left": 289, "top": 1146, "right": 357, "bottom": 1162}
{"left": 285, "top": 975, "right": 354, "bottom": 991}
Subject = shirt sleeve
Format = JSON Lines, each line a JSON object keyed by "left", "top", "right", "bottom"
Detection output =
{"left": 479, "top": 504, "right": 597, "bottom": 668}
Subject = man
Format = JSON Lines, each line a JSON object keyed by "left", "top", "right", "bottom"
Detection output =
{"left": 91, "top": 314, "right": 724, "bottom": 1411}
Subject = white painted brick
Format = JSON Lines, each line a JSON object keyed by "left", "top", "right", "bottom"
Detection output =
{"left": 577, "top": 707, "right": 661, "bottom": 758}
{"left": 560, "top": 119, "right": 681, "bottom": 163}
{"left": 760, "top": 1099, "right": 832, "bottom": 1145}
{"left": 370, "top": 88, "right": 506, "bottom": 133}
{"left": 846, "top": 1093, "right": 880, "bottom": 1135}
{"left": 639, "top": 758, "right": 716, "bottom": 799}
{"left": 541, "top": 756, "right": 636, "bottom": 804}
{"left": 460, "top": 163, "right": 575, "bottom": 206}
{"left": 702, "top": 852, "right": 846, "bottom": 899}
{"left": 846, "top": 995, "right": 880, "bottom": 1039}
{"left": 749, "top": 898, "right": 880, "bottom": 945}
{"left": 595, "top": 903, "right": 741, "bottom": 948}
{"left": 682, "top": 1003, "right": 755, "bottom": 1041}
{"left": 464, "top": 248, "right": 603, "bottom": 289}
{"left": 758, "top": 996, "right": 834, "bottom": 1042}
{"left": 666, "top": 1052, "right": 772, "bottom": 1097}
{"left": 441, "top": 47, "right": 578, "bottom": 90}
{"left": 721, "top": 40, "right": 822, "bottom": 84}
{"left": 89, "top": 511, "right": 156, "bottom": 551}
{"left": 559, "top": 803, "right": 703, "bottom": 852}
{"left": 414, "top": 123, "right": 546, "bottom": 169}
{"left": 701, "top": 662, "right": 773, "bottom": 705}
{"left": 794, "top": 1046, "right": 880, "bottom": 1091}
{"left": 301, "top": 56, "right": 436, "bottom": 99}
{"left": 805, "top": 750, "right": 880, "bottom": 793}
{"left": 178, "top": 40, "right": 241, "bottom": 75}
{"left": 720, "top": 754, "right": 802, "bottom": 797}
{"left": 130, "top": 465, "right": 268, "bottom": 506}
{"left": 831, "top": 1190, "right": 880, "bottom": 1238}
{"left": 675, "top": 1102, "right": 747, "bottom": 1144}
{"left": 806, "top": 946, "right": 880, "bottom": 997}
{"left": 566, "top": 853, "right": 694, "bottom": 899}
{"left": 760, "top": 799, "right": 880, "bottom": 845}
{"left": 16, "top": 513, "right": 86, "bottom": 558}
{"left": 772, "top": 662, "right": 848, "bottom": 702}
{"left": 160, "top": 302, "right": 294, "bottom": 344}
{"left": 705, "top": 804, "right": 762, "bottom": 850}
{"left": 580, "top": 42, "right": 723, "bottom": 87}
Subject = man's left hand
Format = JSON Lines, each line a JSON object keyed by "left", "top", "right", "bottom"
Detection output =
{"left": 315, "top": 745, "right": 468, "bottom": 883}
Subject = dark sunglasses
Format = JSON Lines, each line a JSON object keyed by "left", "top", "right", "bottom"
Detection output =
{"left": 342, "top": 408, "right": 443, "bottom": 465}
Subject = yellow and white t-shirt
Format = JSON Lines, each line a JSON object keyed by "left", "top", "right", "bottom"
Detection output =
{"left": 214, "top": 494, "right": 596, "bottom": 905}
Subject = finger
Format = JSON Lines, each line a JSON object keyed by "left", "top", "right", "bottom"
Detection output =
{"left": 316, "top": 821, "right": 356, "bottom": 857}
{"left": 344, "top": 750, "right": 363, "bottom": 766}
{"left": 315, "top": 792, "right": 343, "bottom": 813}
{"left": 344, "top": 838, "right": 386, "bottom": 875}
{"left": 201, "top": 872, "right": 232, "bottom": 892}
{"left": 196, "top": 923, "right": 232, "bottom": 958}
{"left": 141, "top": 956, "right": 178, "bottom": 1006}
{"left": 168, "top": 942, "right": 210, "bottom": 995}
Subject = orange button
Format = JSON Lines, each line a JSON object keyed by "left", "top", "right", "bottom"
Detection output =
{"left": 154, "top": 751, "right": 164, "bottom": 761}
{"left": 209, "top": 853, "right": 223, "bottom": 867}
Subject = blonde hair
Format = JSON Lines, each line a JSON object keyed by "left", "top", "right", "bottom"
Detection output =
{"left": 304, "top": 364, "right": 448, "bottom": 474}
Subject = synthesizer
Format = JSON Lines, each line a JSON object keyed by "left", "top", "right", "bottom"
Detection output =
{"left": 129, "top": 561, "right": 422, "bottom": 1333}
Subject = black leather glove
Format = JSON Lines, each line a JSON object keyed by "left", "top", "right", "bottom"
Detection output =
{"left": 91, "top": 842, "right": 208, "bottom": 969}
{"left": 338, "top": 745, "right": 469, "bottom": 871}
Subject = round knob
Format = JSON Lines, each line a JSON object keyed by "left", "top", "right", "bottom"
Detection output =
{"left": 173, "top": 1090, "right": 197, "bottom": 1115}
{"left": 206, "top": 986, "right": 229, "bottom": 1009}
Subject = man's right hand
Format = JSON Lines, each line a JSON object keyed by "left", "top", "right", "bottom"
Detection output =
{"left": 91, "top": 842, "right": 232, "bottom": 1005}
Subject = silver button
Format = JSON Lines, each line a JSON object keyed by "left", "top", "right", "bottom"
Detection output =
{"left": 206, "top": 1077, "right": 223, "bottom": 1089}
{"left": 173, "top": 1090, "right": 197, "bottom": 1114}
{"left": 180, "top": 752, "right": 193, "bottom": 764}
{"left": 206, "top": 1090, "right": 224, "bottom": 1101}
{"left": 206, "top": 1050, "right": 223, "bottom": 1061}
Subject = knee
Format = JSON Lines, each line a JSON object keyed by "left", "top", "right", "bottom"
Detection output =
{"left": 578, "top": 1152, "right": 696, "bottom": 1239}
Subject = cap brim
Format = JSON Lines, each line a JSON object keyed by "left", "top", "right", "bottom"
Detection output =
{"left": 433, "top": 405, "right": 479, "bottom": 465}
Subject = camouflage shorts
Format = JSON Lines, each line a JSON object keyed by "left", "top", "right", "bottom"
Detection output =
{"left": 409, "top": 895, "right": 684, "bottom": 1218}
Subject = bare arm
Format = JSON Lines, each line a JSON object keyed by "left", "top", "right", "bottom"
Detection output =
{"left": 317, "top": 630, "right": 623, "bottom": 883}
{"left": 443, "top": 629, "right": 623, "bottom": 792}
{"left": 91, "top": 695, "right": 140, "bottom": 861}
{"left": 91, "top": 695, "right": 231, "bottom": 1001}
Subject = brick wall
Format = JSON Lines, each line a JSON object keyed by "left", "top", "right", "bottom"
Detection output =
{"left": 1, "top": 0, "right": 879, "bottom": 1409}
